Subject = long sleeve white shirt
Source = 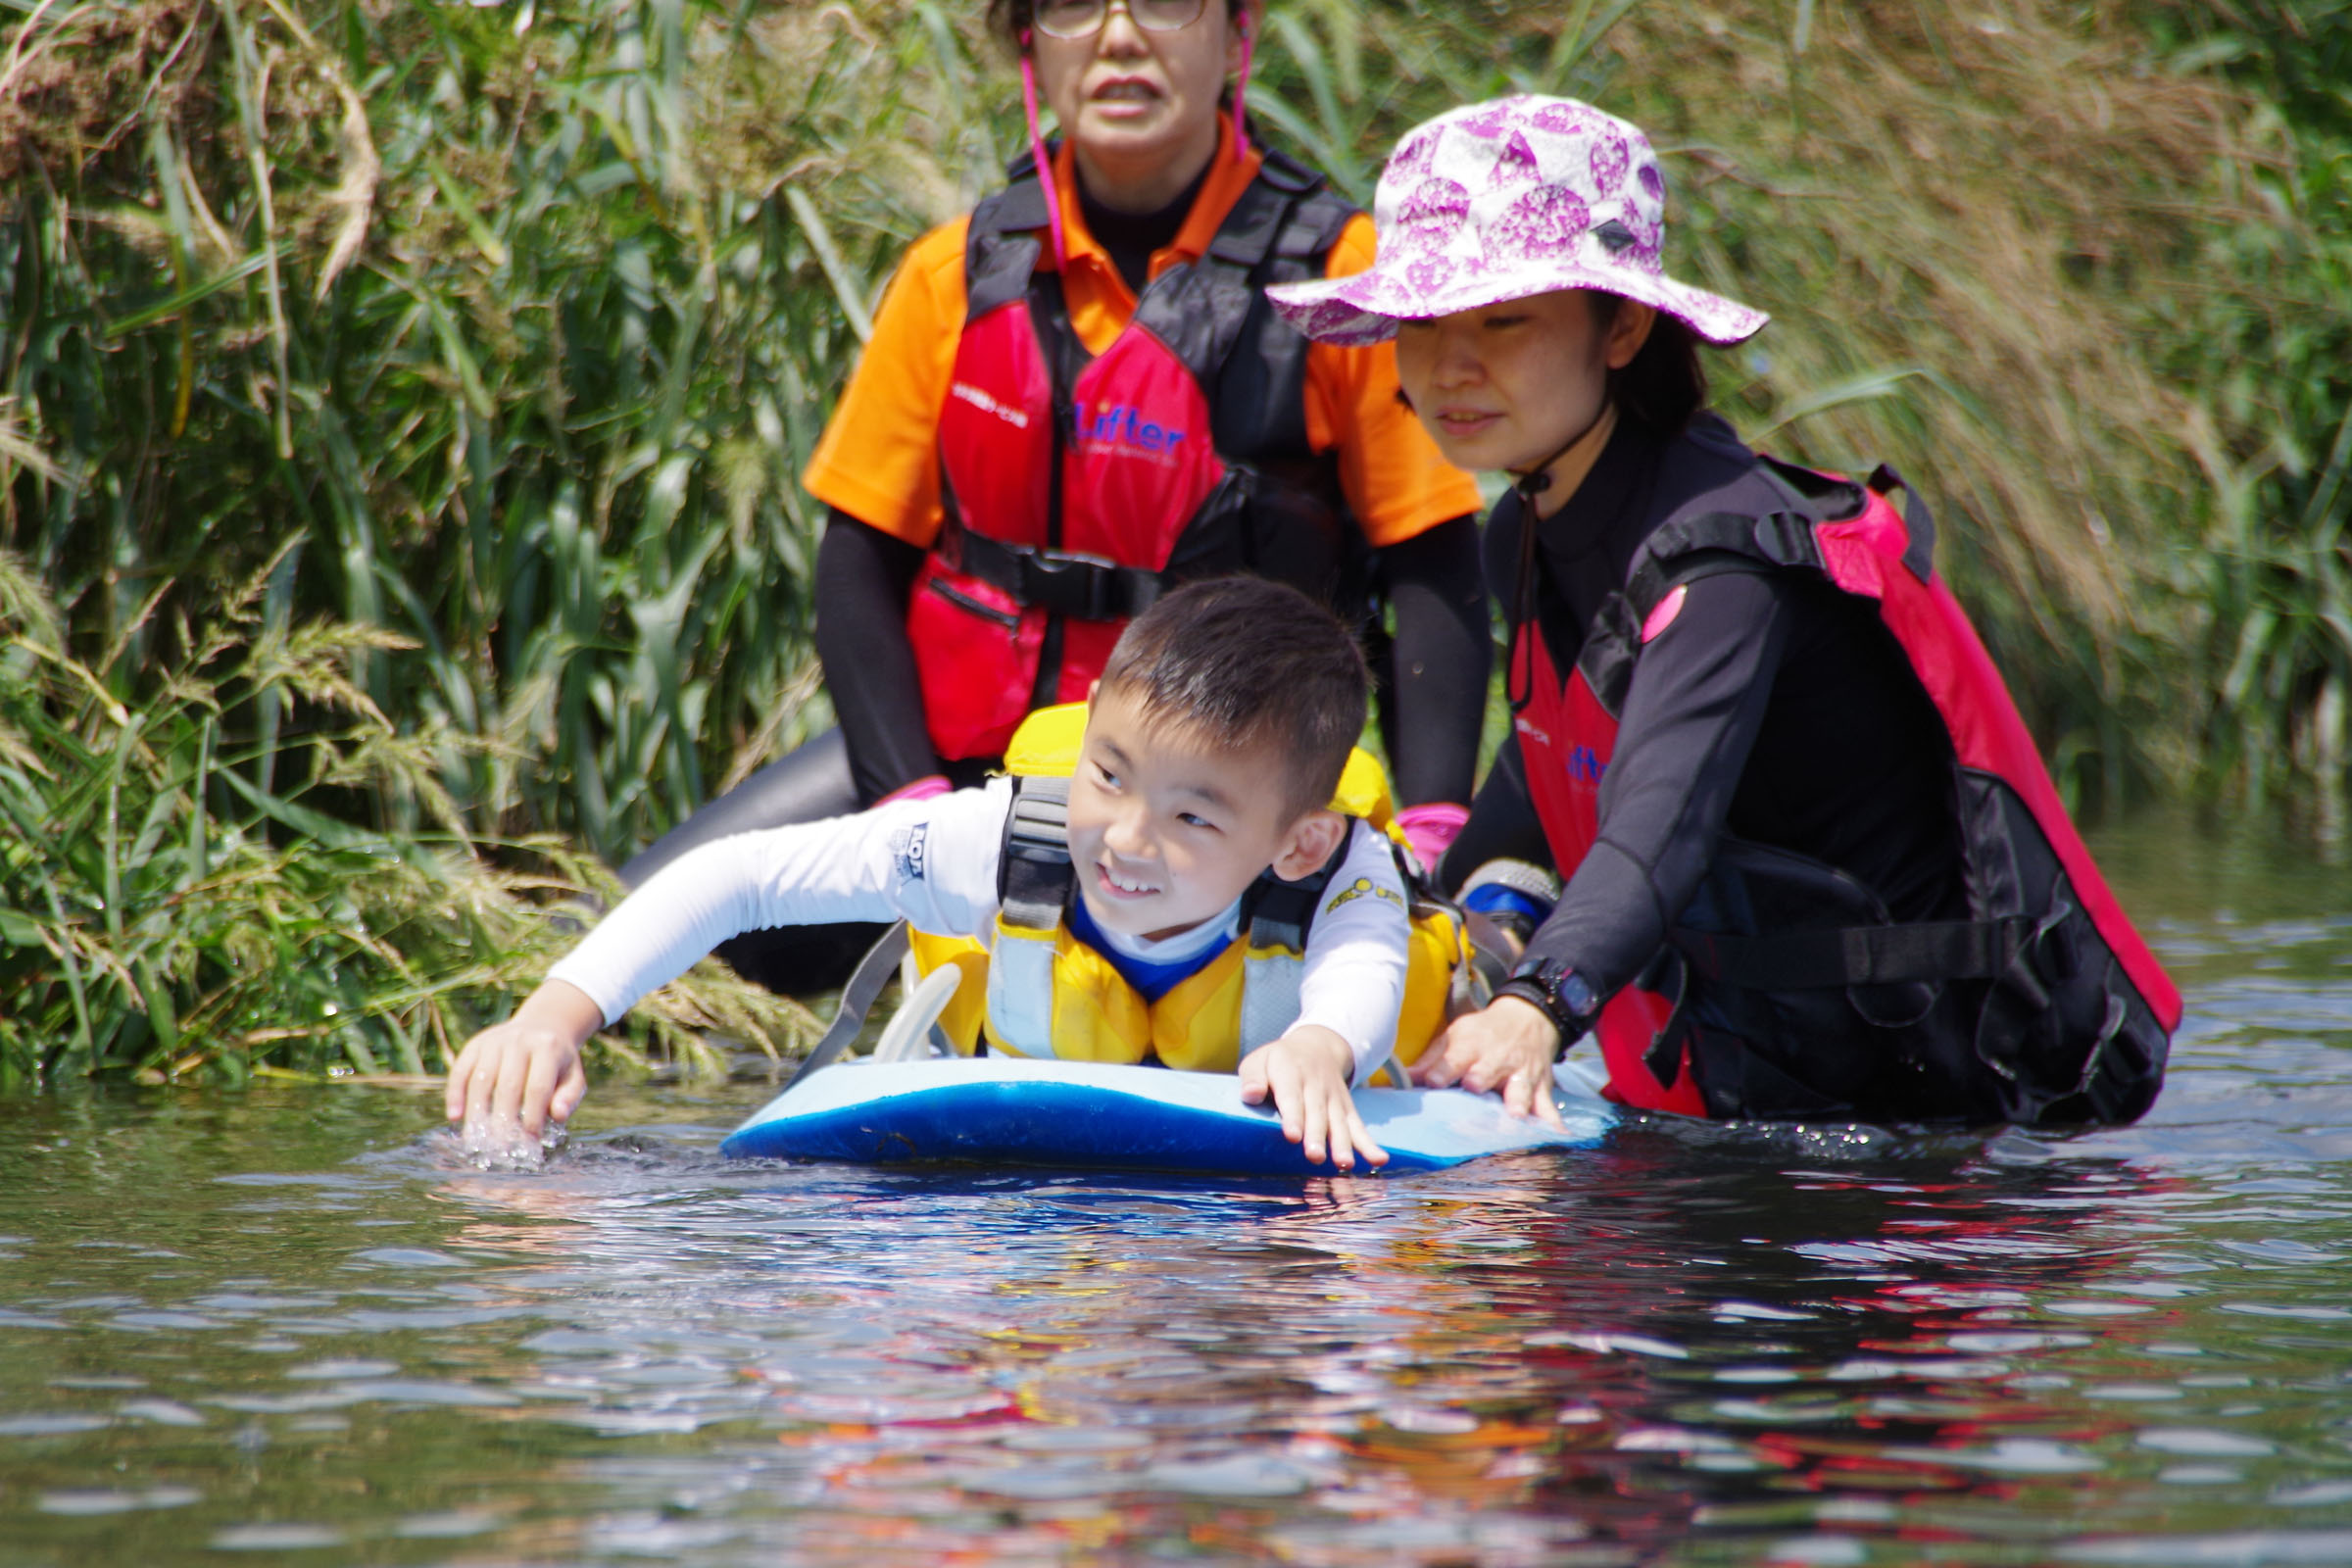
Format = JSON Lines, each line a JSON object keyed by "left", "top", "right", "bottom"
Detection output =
{"left": 548, "top": 780, "right": 1413, "bottom": 1081}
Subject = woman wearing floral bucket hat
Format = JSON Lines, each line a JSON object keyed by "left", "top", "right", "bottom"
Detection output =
{"left": 1271, "top": 96, "right": 2180, "bottom": 1130}
{"left": 618, "top": 0, "right": 1493, "bottom": 998}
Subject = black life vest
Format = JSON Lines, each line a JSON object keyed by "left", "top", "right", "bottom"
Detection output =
{"left": 913, "top": 147, "right": 1358, "bottom": 761}
{"left": 1506, "top": 456, "right": 2180, "bottom": 1126}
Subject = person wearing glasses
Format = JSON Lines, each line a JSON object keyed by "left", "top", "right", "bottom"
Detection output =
{"left": 623, "top": 0, "right": 1490, "bottom": 996}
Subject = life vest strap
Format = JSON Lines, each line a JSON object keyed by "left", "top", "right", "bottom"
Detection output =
{"left": 1670, "top": 915, "right": 2031, "bottom": 991}
{"left": 1622, "top": 508, "right": 1821, "bottom": 613}
{"left": 1238, "top": 830, "right": 1352, "bottom": 956}
{"left": 947, "top": 526, "right": 1171, "bottom": 622}
{"left": 781, "top": 919, "right": 914, "bottom": 1090}
{"left": 1001, "top": 776, "right": 1074, "bottom": 930}
{"left": 1863, "top": 462, "right": 1939, "bottom": 584}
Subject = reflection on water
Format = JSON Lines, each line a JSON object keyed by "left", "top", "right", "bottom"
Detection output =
{"left": 4, "top": 815, "right": 2352, "bottom": 1566}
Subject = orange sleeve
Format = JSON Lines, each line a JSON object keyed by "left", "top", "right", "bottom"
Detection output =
{"left": 1301, "top": 213, "right": 1487, "bottom": 548}
{"left": 800, "top": 218, "right": 973, "bottom": 549}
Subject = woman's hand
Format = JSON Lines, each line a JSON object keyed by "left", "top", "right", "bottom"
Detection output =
{"left": 444, "top": 979, "right": 604, "bottom": 1150}
{"left": 1412, "top": 995, "right": 1566, "bottom": 1129}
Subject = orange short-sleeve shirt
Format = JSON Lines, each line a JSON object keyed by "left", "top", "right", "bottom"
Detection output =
{"left": 803, "top": 127, "right": 1481, "bottom": 552}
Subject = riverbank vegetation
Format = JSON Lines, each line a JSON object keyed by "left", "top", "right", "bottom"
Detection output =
{"left": 3, "top": 0, "right": 2345, "bottom": 1080}
{"left": 0, "top": 552, "right": 815, "bottom": 1084}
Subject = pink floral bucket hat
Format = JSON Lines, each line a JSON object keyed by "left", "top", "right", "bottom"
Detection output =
{"left": 1267, "top": 95, "right": 1767, "bottom": 348}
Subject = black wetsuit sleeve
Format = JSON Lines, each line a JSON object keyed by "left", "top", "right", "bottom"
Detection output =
{"left": 1435, "top": 734, "right": 1552, "bottom": 894}
{"left": 812, "top": 509, "right": 943, "bottom": 803}
{"left": 1515, "top": 568, "right": 1793, "bottom": 1001}
{"left": 1373, "top": 514, "right": 1489, "bottom": 808}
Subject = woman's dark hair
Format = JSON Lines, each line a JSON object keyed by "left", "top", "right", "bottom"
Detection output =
{"left": 1591, "top": 294, "right": 1708, "bottom": 435}
{"left": 986, "top": 0, "right": 1247, "bottom": 50}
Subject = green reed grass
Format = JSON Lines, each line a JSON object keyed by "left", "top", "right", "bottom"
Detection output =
{"left": 0, "top": 548, "right": 817, "bottom": 1084}
{"left": 0, "top": 0, "right": 2346, "bottom": 1080}
{"left": 2146, "top": 0, "right": 2352, "bottom": 830}
{"left": 2, "top": 0, "right": 993, "bottom": 866}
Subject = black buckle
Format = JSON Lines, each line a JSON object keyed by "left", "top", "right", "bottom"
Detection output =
{"left": 1018, "top": 550, "right": 1124, "bottom": 621}
{"left": 950, "top": 530, "right": 1164, "bottom": 622}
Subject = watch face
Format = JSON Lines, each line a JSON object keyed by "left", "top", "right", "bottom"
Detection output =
{"left": 1555, "top": 969, "right": 1597, "bottom": 1019}
{"left": 1508, "top": 959, "right": 1597, "bottom": 1022}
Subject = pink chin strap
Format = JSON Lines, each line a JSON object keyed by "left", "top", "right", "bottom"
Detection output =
{"left": 1230, "top": 17, "right": 1252, "bottom": 161}
{"left": 1017, "top": 34, "right": 1071, "bottom": 272}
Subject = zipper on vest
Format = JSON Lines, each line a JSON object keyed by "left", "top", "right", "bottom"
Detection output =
{"left": 925, "top": 575, "right": 1022, "bottom": 629}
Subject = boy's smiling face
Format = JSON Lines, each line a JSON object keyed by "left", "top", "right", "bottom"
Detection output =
{"left": 1066, "top": 683, "right": 1346, "bottom": 942}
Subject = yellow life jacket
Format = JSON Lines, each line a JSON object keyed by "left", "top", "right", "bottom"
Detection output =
{"left": 909, "top": 703, "right": 1470, "bottom": 1084}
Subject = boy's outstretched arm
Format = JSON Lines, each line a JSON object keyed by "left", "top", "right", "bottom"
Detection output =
{"left": 1241, "top": 1026, "right": 1390, "bottom": 1170}
{"left": 443, "top": 786, "right": 1011, "bottom": 1149}
{"left": 445, "top": 978, "right": 605, "bottom": 1140}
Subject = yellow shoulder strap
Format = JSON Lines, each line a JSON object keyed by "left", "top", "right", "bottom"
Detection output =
{"left": 1003, "top": 703, "right": 1089, "bottom": 778}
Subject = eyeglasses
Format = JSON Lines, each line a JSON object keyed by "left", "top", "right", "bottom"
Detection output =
{"left": 1032, "top": 0, "right": 1209, "bottom": 40}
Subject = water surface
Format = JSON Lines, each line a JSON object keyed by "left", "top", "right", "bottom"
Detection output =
{"left": 4, "top": 815, "right": 2351, "bottom": 1566}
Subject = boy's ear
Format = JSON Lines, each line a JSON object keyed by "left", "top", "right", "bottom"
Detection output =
{"left": 1269, "top": 808, "right": 1347, "bottom": 882}
{"left": 1085, "top": 679, "right": 1101, "bottom": 703}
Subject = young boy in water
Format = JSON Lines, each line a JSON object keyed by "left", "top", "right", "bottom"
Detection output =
{"left": 446, "top": 577, "right": 1415, "bottom": 1169}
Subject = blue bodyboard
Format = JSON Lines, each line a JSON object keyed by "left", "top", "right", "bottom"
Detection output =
{"left": 720, "top": 1057, "right": 1613, "bottom": 1176}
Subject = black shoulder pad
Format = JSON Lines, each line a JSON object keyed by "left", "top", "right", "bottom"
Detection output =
{"left": 964, "top": 182, "right": 1048, "bottom": 318}
{"left": 1274, "top": 186, "right": 1359, "bottom": 265}
{"left": 968, "top": 174, "right": 1053, "bottom": 247}
{"left": 998, "top": 776, "right": 1074, "bottom": 931}
{"left": 1253, "top": 146, "right": 1326, "bottom": 196}
{"left": 1755, "top": 452, "right": 1867, "bottom": 521}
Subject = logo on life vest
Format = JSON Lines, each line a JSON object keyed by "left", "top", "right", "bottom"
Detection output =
{"left": 949, "top": 381, "right": 1030, "bottom": 429}
{"left": 1325, "top": 876, "right": 1404, "bottom": 914}
{"left": 1068, "top": 402, "right": 1189, "bottom": 460}
{"left": 1514, "top": 716, "right": 1551, "bottom": 747}
{"left": 1565, "top": 745, "right": 1606, "bottom": 786}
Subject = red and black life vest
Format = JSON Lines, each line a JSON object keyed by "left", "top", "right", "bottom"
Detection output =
{"left": 914, "top": 149, "right": 1359, "bottom": 761}
{"left": 1508, "top": 460, "right": 2180, "bottom": 1126}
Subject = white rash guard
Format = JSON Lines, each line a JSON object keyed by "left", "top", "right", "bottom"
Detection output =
{"left": 548, "top": 780, "right": 1414, "bottom": 1083}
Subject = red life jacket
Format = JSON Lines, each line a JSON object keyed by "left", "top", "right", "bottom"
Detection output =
{"left": 915, "top": 149, "right": 1358, "bottom": 761}
{"left": 1509, "top": 459, "right": 2180, "bottom": 1125}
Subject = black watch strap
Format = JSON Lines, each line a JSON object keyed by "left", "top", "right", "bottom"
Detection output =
{"left": 1498, "top": 959, "right": 1598, "bottom": 1051}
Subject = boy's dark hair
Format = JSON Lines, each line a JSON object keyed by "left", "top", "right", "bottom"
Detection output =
{"left": 1592, "top": 293, "right": 1709, "bottom": 435}
{"left": 1099, "top": 575, "right": 1368, "bottom": 821}
{"left": 985, "top": 0, "right": 1247, "bottom": 50}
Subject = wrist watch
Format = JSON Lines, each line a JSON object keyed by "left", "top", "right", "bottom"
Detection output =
{"left": 1496, "top": 956, "right": 1599, "bottom": 1053}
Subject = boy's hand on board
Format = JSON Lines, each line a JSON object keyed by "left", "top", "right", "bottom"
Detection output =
{"left": 1412, "top": 995, "right": 1567, "bottom": 1129}
{"left": 444, "top": 979, "right": 605, "bottom": 1157}
{"left": 1240, "top": 1026, "right": 1390, "bottom": 1171}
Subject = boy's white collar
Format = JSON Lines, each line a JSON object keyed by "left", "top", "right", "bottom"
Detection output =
{"left": 1083, "top": 899, "right": 1243, "bottom": 965}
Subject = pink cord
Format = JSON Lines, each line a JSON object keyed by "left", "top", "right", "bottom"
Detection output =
{"left": 1231, "top": 19, "right": 1253, "bottom": 160}
{"left": 1018, "top": 37, "right": 1069, "bottom": 272}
